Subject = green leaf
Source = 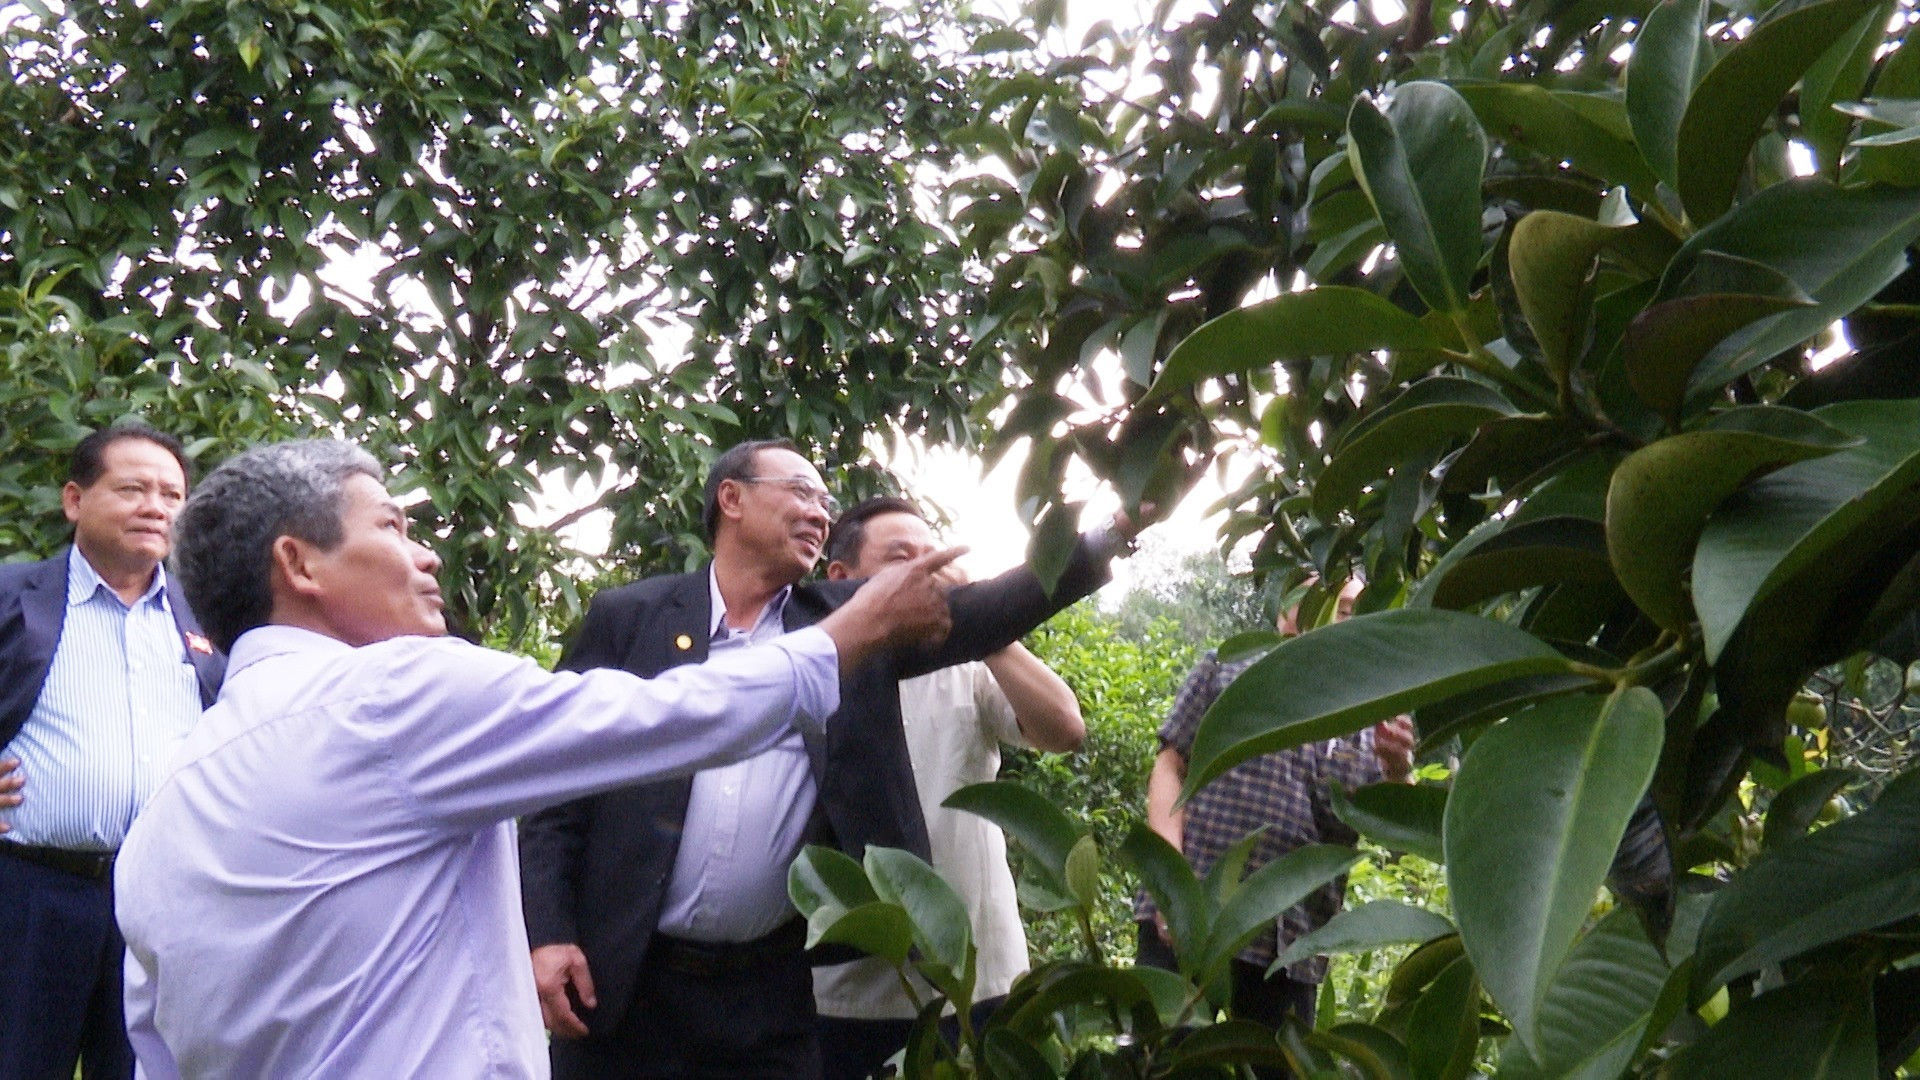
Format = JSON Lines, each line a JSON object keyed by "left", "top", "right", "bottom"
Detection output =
{"left": 945, "top": 781, "right": 1083, "bottom": 895}
{"left": 1692, "top": 769, "right": 1920, "bottom": 999}
{"left": 1276, "top": 901, "right": 1456, "bottom": 970}
{"left": 1443, "top": 688, "right": 1663, "bottom": 1045}
{"left": 1313, "top": 377, "right": 1521, "bottom": 519}
{"left": 1427, "top": 515, "right": 1615, "bottom": 611}
{"left": 1307, "top": 1023, "right": 1412, "bottom": 1080}
{"left": 1201, "top": 845, "right": 1363, "bottom": 974}
{"left": 1604, "top": 406, "right": 1859, "bottom": 630}
{"left": 865, "top": 847, "right": 971, "bottom": 977}
{"left": 1405, "top": 956, "right": 1479, "bottom": 1080}
{"left": 1507, "top": 211, "right": 1620, "bottom": 387}
{"left": 1064, "top": 833, "right": 1100, "bottom": 909}
{"left": 1120, "top": 826, "right": 1206, "bottom": 965}
{"left": 1663, "top": 979, "right": 1878, "bottom": 1079}
{"left": 1453, "top": 83, "right": 1661, "bottom": 194}
{"left": 1329, "top": 781, "right": 1449, "bottom": 863}
{"left": 1857, "top": 38, "right": 1920, "bottom": 183}
{"left": 1799, "top": 3, "right": 1894, "bottom": 174}
{"left": 1348, "top": 83, "right": 1488, "bottom": 315}
{"left": 1183, "top": 610, "right": 1577, "bottom": 797}
{"left": 1150, "top": 287, "right": 1442, "bottom": 401}
{"left": 1626, "top": 0, "right": 1709, "bottom": 190}
{"left": 1668, "top": 181, "right": 1920, "bottom": 397}
{"left": 1762, "top": 767, "right": 1858, "bottom": 850}
{"left": 1500, "top": 909, "right": 1670, "bottom": 1080}
{"left": 1622, "top": 294, "right": 1813, "bottom": 428}
{"left": 807, "top": 901, "right": 917, "bottom": 968}
{"left": 1693, "top": 400, "right": 1920, "bottom": 661}
{"left": 1674, "top": 0, "right": 1883, "bottom": 222}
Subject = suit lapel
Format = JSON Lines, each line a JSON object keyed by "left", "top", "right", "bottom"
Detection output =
{"left": 621, "top": 568, "right": 710, "bottom": 677}
{"left": 20, "top": 550, "right": 68, "bottom": 671}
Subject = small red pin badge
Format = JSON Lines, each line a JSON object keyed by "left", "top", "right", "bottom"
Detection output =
{"left": 186, "top": 632, "right": 214, "bottom": 656}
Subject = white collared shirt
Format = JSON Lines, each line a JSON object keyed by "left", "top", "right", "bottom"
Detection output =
{"left": 117, "top": 622, "right": 838, "bottom": 1078}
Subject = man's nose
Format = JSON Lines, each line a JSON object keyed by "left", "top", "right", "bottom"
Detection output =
{"left": 412, "top": 541, "right": 442, "bottom": 574}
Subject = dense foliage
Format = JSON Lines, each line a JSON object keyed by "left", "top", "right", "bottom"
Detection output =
{"left": 0, "top": 0, "right": 1000, "bottom": 640}
{"left": 793, "top": 0, "right": 1920, "bottom": 1073}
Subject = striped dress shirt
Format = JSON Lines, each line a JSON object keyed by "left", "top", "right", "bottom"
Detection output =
{"left": 0, "top": 547, "right": 202, "bottom": 851}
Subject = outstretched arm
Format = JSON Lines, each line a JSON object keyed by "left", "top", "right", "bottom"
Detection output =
{"left": 982, "top": 644, "right": 1083, "bottom": 753}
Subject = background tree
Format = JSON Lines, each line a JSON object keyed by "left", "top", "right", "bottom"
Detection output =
{"left": 0, "top": 0, "right": 1000, "bottom": 640}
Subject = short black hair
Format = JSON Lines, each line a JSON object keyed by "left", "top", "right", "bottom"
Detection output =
{"left": 69, "top": 423, "right": 190, "bottom": 488}
{"left": 826, "top": 495, "right": 923, "bottom": 568}
{"left": 701, "top": 438, "right": 802, "bottom": 542}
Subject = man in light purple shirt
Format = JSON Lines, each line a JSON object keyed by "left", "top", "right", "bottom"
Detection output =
{"left": 112, "top": 440, "right": 962, "bottom": 1078}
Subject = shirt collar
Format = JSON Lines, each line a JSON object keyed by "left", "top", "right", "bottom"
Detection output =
{"left": 67, "top": 545, "right": 168, "bottom": 611}
{"left": 225, "top": 624, "right": 355, "bottom": 679}
{"left": 706, "top": 564, "right": 792, "bottom": 639}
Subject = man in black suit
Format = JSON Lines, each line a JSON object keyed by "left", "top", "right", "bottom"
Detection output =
{"left": 0, "top": 424, "right": 224, "bottom": 1079}
{"left": 519, "top": 439, "right": 1138, "bottom": 1078}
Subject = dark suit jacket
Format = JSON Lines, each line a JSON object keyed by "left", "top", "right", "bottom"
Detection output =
{"left": 518, "top": 539, "right": 1110, "bottom": 1032}
{"left": 0, "top": 549, "right": 225, "bottom": 753}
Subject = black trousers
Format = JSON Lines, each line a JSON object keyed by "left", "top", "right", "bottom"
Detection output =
{"left": 1135, "top": 921, "right": 1316, "bottom": 1079}
{"left": 0, "top": 853, "right": 132, "bottom": 1080}
{"left": 551, "top": 927, "right": 819, "bottom": 1080}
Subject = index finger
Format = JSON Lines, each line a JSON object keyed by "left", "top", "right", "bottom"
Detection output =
{"left": 909, "top": 546, "right": 969, "bottom": 574}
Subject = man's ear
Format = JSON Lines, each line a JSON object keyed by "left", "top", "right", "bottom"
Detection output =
{"left": 60, "top": 481, "right": 83, "bottom": 523}
{"left": 825, "top": 559, "right": 853, "bottom": 581}
{"left": 270, "top": 535, "right": 325, "bottom": 599}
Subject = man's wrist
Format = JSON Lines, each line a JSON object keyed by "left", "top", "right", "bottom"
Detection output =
{"left": 1085, "top": 522, "right": 1138, "bottom": 563}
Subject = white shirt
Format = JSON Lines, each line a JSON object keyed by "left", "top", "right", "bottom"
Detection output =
{"left": 654, "top": 568, "right": 820, "bottom": 942}
{"left": 116, "top": 622, "right": 838, "bottom": 1079}
{"left": 813, "top": 662, "right": 1032, "bottom": 1019}
{"left": 0, "top": 547, "right": 202, "bottom": 849}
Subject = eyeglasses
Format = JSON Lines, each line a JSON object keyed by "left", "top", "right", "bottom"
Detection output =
{"left": 737, "top": 476, "right": 840, "bottom": 516}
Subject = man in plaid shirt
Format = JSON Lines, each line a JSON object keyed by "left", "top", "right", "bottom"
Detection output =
{"left": 1134, "top": 579, "right": 1414, "bottom": 1045}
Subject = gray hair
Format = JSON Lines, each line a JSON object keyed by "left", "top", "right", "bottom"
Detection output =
{"left": 174, "top": 439, "right": 382, "bottom": 652}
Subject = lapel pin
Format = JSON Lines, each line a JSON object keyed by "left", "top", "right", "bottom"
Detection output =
{"left": 674, "top": 633, "right": 693, "bottom": 651}
{"left": 186, "top": 632, "right": 214, "bottom": 656}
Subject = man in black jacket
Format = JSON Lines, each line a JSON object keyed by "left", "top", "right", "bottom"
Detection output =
{"left": 519, "top": 439, "right": 1138, "bottom": 1078}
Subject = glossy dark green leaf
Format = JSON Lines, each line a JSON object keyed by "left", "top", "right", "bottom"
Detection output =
{"left": 1276, "top": 901, "right": 1455, "bottom": 970}
{"left": 1501, "top": 908, "right": 1669, "bottom": 1079}
{"left": 1670, "top": 181, "right": 1920, "bottom": 396}
{"left": 1622, "top": 294, "right": 1814, "bottom": 427}
{"left": 1314, "top": 377, "right": 1522, "bottom": 518}
{"left": 1151, "top": 287, "right": 1442, "bottom": 402}
{"left": 1507, "top": 211, "right": 1621, "bottom": 387}
{"left": 1405, "top": 956, "right": 1479, "bottom": 1080}
{"left": 1183, "top": 610, "right": 1578, "bottom": 797}
{"left": 1799, "top": 3, "right": 1894, "bottom": 174}
{"left": 1605, "top": 407, "right": 1859, "bottom": 630}
{"left": 1120, "top": 825, "right": 1206, "bottom": 966}
{"left": 1308, "top": 1022, "right": 1412, "bottom": 1080}
{"left": 1330, "top": 782, "right": 1449, "bottom": 863}
{"left": 1693, "top": 769, "right": 1920, "bottom": 999}
{"left": 1856, "top": 37, "right": 1920, "bottom": 184}
{"left": 1693, "top": 400, "right": 1920, "bottom": 660}
{"left": 1348, "top": 83, "right": 1488, "bottom": 315}
{"left": 1625, "top": 0, "right": 1709, "bottom": 189}
{"left": 1444, "top": 688, "right": 1663, "bottom": 1043}
{"left": 945, "top": 781, "right": 1084, "bottom": 895}
{"left": 1663, "top": 979, "right": 1877, "bottom": 1079}
{"left": 1452, "top": 83, "right": 1660, "bottom": 194}
{"left": 1674, "top": 0, "right": 1881, "bottom": 221}
{"left": 1762, "top": 767, "right": 1858, "bottom": 850}
{"left": 865, "top": 847, "right": 972, "bottom": 977}
{"left": 1428, "top": 515, "right": 1615, "bottom": 611}
{"left": 1202, "top": 844, "right": 1363, "bottom": 974}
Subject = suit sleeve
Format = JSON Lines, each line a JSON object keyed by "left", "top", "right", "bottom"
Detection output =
{"left": 518, "top": 594, "right": 623, "bottom": 948}
{"left": 895, "top": 533, "right": 1113, "bottom": 680}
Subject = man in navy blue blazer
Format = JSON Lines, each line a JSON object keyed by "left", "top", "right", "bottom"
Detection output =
{"left": 0, "top": 424, "right": 224, "bottom": 1080}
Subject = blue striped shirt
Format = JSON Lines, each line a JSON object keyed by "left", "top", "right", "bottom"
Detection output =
{"left": 0, "top": 547, "right": 203, "bottom": 851}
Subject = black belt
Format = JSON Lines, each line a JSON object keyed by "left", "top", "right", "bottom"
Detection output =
{"left": 647, "top": 918, "right": 807, "bottom": 979}
{"left": 0, "top": 841, "right": 114, "bottom": 881}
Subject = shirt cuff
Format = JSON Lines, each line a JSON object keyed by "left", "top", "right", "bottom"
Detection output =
{"left": 774, "top": 625, "right": 841, "bottom": 734}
